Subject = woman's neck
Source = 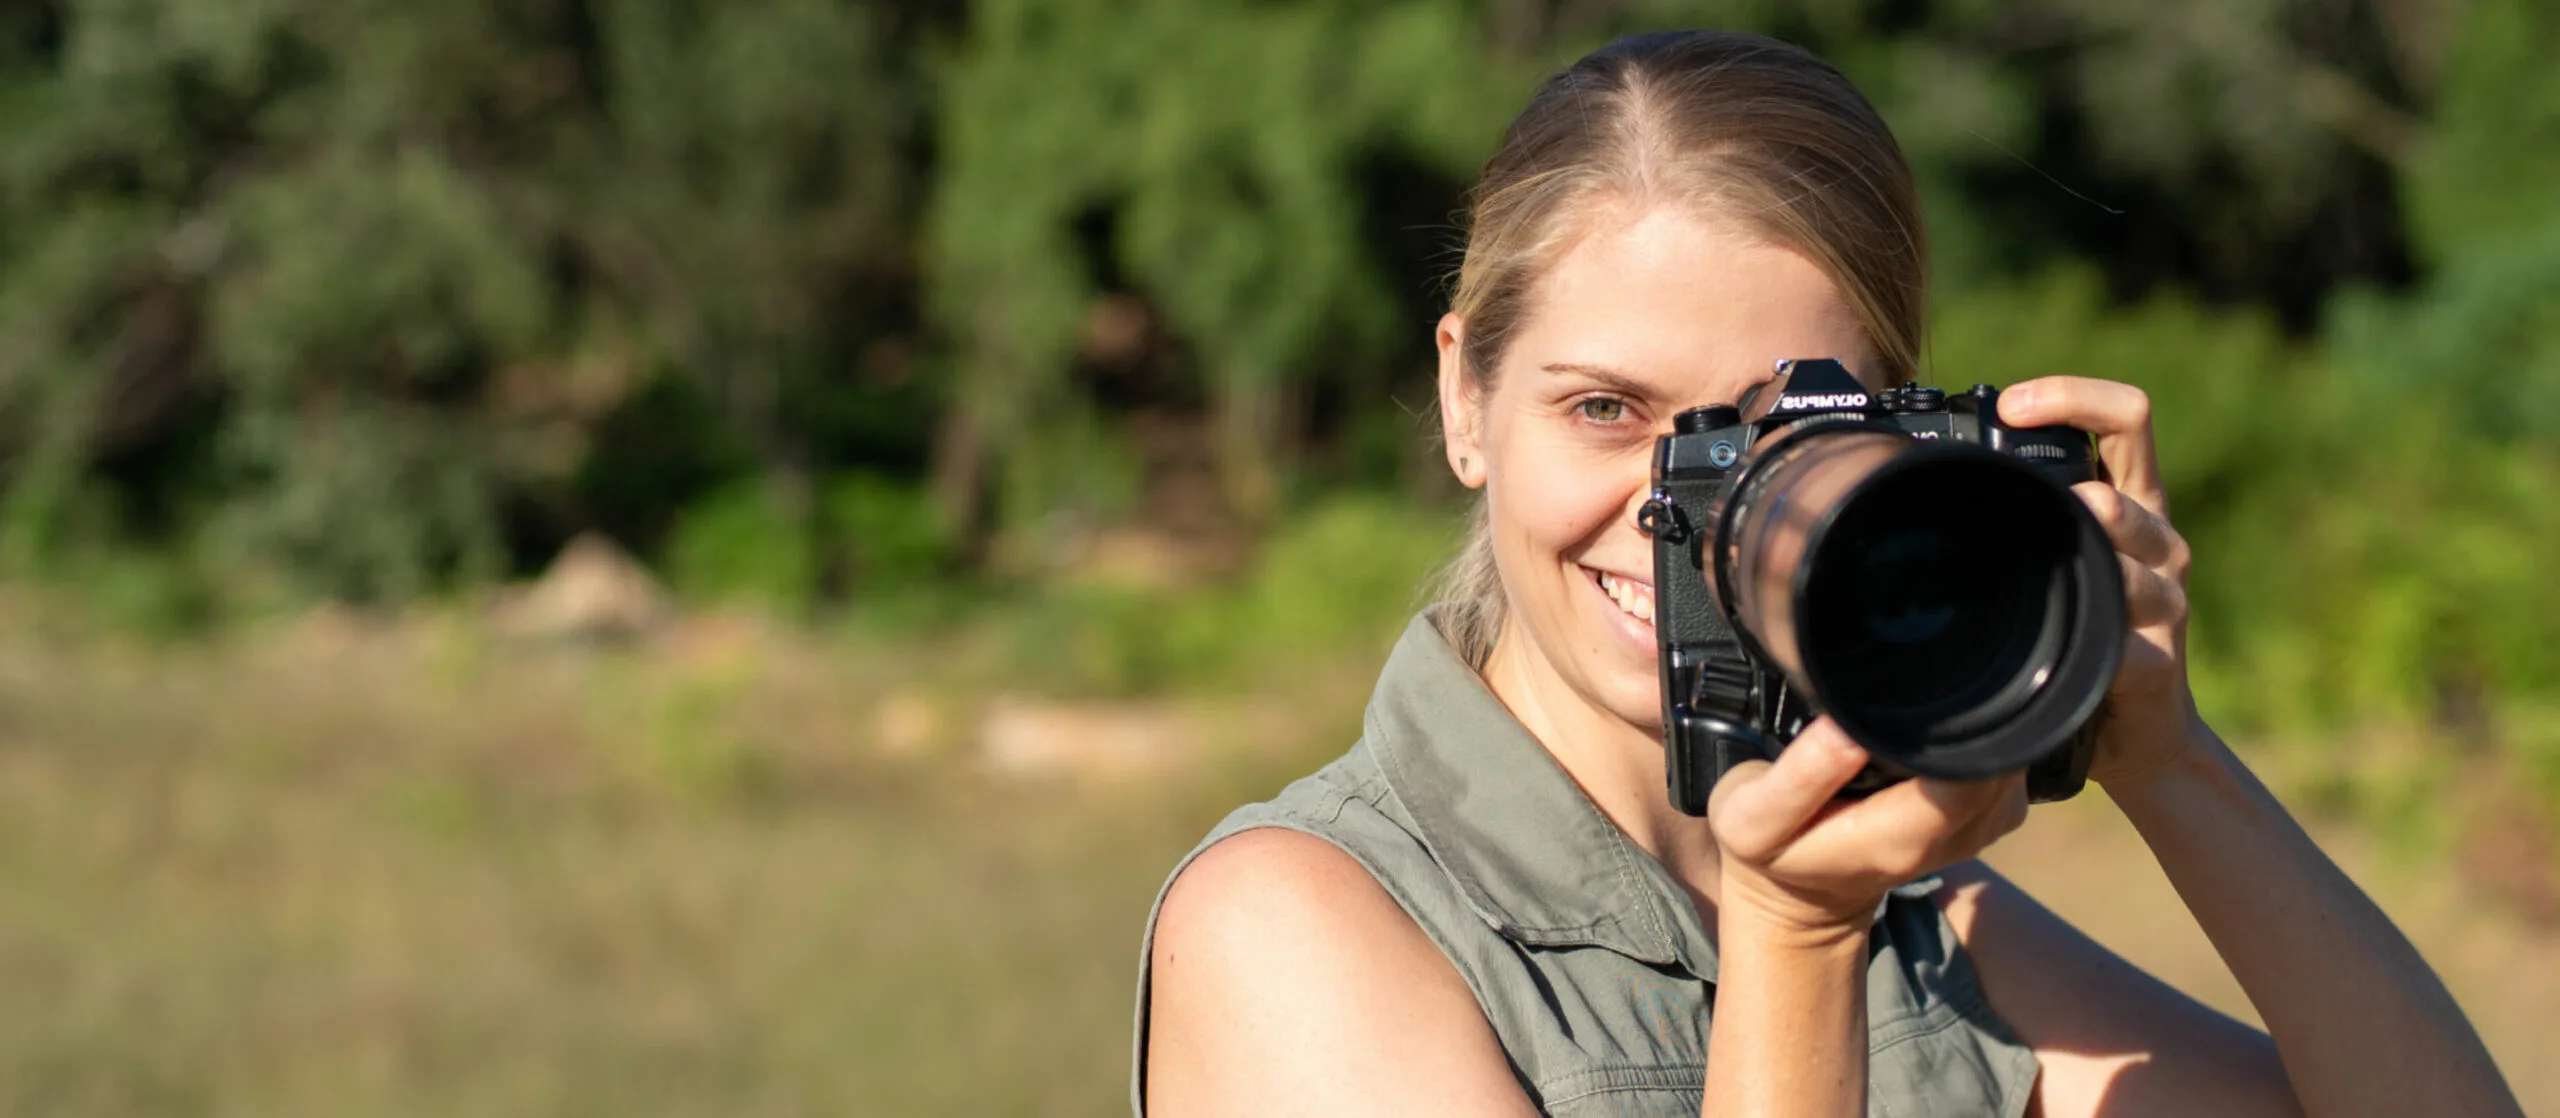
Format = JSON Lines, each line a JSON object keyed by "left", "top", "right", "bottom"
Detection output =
{"left": 1480, "top": 622, "right": 1726, "bottom": 904}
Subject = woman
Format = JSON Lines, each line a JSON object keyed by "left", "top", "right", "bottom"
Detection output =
{"left": 1134, "top": 30, "right": 2520, "bottom": 1118}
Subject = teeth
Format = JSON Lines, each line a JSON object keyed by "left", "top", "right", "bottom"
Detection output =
{"left": 1595, "top": 570, "right": 1656, "bottom": 625}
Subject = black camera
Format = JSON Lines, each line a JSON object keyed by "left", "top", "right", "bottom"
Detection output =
{"left": 1636, "top": 358, "right": 2124, "bottom": 814}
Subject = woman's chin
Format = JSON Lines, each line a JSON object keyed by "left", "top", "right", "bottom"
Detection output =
{"left": 1605, "top": 678, "right": 1668, "bottom": 734}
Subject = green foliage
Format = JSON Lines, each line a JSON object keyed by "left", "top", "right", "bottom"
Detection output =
{"left": 990, "top": 406, "right": 1147, "bottom": 549}
{"left": 0, "top": 0, "right": 2555, "bottom": 826}
{"left": 2404, "top": 0, "right": 2560, "bottom": 264}
{"left": 664, "top": 483, "right": 819, "bottom": 611}
{"left": 1011, "top": 493, "right": 1456, "bottom": 697}
{"left": 2330, "top": 225, "right": 2560, "bottom": 446}
{"left": 0, "top": 0, "right": 924, "bottom": 597}
{"left": 64, "top": 544, "right": 221, "bottom": 636}
{"left": 2277, "top": 238, "right": 2560, "bottom": 727}
{"left": 667, "top": 472, "right": 955, "bottom": 611}
{"left": 1230, "top": 494, "right": 1456, "bottom": 655}
{"left": 929, "top": 0, "right": 1532, "bottom": 523}
{"left": 2272, "top": 0, "right": 2560, "bottom": 740}
{"left": 0, "top": 0, "right": 2458, "bottom": 591}
{"left": 829, "top": 472, "right": 945, "bottom": 590}
{"left": 1931, "top": 267, "right": 2298, "bottom": 500}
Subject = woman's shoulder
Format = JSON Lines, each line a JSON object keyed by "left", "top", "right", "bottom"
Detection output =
{"left": 1143, "top": 739, "right": 1447, "bottom": 1010}
{"left": 1152, "top": 739, "right": 1439, "bottom": 934}
{"left": 1159, "top": 741, "right": 1429, "bottom": 892}
{"left": 1153, "top": 826, "right": 1432, "bottom": 977}
{"left": 1157, "top": 739, "right": 1409, "bottom": 934}
{"left": 1139, "top": 753, "right": 1538, "bottom": 1115}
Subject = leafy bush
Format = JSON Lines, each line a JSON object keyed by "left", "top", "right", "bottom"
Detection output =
{"left": 1231, "top": 493, "right": 1457, "bottom": 657}
{"left": 1936, "top": 265, "right": 2560, "bottom": 756}
{"left": 1004, "top": 493, "right": 1458, "bottom": 698}
{"left": 830, "top": 472, "right": 947, "bottom": 591}
{"left": 664, "top": 483, "right": 819, "bottom": 612}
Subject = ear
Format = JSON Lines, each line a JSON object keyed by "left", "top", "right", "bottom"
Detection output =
{"left": 1436, "top": 312, "right": 1488, "bottom": 489}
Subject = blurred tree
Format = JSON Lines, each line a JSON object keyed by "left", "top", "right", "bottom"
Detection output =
{"left": 0, "top": 0, "right": 2539, "bottom": 712}
{"left": 2401, "top": 0, "right": 2560, "bottom": 267}
{"left": 1464, "top": 0, "right": 2432, "bottom": 317}
{"left": 2297, "top": 0, "right": 2560, "bottom": 733}
{"left": 0, "top": 0, "right": 937, "bottom": 600}
{"left": 926, "top": 0, "right": 1531, "bottom": 554}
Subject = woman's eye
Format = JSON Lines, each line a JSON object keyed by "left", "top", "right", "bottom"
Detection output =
{"left": 1576, "top": 397, "right": 1628, "bottom": 423}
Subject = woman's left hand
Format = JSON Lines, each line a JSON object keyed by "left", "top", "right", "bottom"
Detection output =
{"left": 1998, "top": 376, "right": 2203, "bottom": 788}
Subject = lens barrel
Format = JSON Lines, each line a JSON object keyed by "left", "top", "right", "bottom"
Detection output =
{"left": 1717, "top": 428, "right": 2122, "bottom": 779}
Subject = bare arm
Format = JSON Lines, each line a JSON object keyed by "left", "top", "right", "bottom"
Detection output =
{"left": 1704, "top": 907, "right": 1871, "bottom": 1115}
{"left": 1995, "top": 376, "right": 2521, "bottom": 1118}
{"left": 1940, "top": 860, "right": 2302, "bottom": 1116}
{"left": 1944, "top": 728, "right": 2521, "bottom": 1118}
{"left": 2108, "top": 724, "right": 2517, "bottom": 1117}
{"left": 1704, "top": 718, "right": 2036, "bottom": 1117}
{"left": 1144, "top": 827, "right": 1541, "bottom": 1117}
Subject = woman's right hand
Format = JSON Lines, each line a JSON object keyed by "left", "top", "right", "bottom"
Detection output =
{"left": 1706, "top": 716, "right": 2028, "bottom": 934}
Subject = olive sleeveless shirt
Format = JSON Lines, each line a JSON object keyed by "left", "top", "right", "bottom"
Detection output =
{"left": 1132, "top": 612, "right": 2040, "bottom": 1116}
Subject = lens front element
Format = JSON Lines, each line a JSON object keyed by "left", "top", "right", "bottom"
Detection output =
{"left": 1720, "top": 433, "right": 2122, "bottom": 779}
{"left": 1802, "top": 458, "right": 2077, "bottom": 754}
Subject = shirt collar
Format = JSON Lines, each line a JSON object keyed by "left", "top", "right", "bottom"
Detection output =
{"left": 1365, "top": 612, "right": 1718, "bottom": 979}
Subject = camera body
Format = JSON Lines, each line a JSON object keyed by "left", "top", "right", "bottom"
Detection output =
{"left": 1636, "top": 358, "right": 2121, "bottom": 816}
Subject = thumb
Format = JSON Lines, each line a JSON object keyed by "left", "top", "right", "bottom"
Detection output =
{"left": 1708, "top": 718, "right": 1868, "bottom": 861}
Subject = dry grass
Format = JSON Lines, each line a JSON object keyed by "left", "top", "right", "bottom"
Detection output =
{"left": 0, "top": 599, "right": 2549, "bottom": 1114}
{"left": 0, "top": 609, "right": 1314, "bottom": 1117}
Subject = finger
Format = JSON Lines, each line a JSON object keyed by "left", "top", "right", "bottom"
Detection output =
{"left": 1779, "top": 771, "right": 2010, "bottom": 882}
{"left": 2074, "top": 481, "right": 2182, "bottom": 570}
{"left": 1999, "top": 376, "right": 2167, "bottom": 516}
{"left": 1940, "top": 773, "right": 2030, "bottom": 860}
{"left": 1709, "top": 718, "right": 1870, "bottom": 861}
{"left": 2119, "top": 553, "right": 2188, "bottom": 630}
{"left": 1893, "top": 774, "right": 2029, "bottom": 874}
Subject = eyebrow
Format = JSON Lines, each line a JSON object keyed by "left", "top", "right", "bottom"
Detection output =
{"left": 1540, "top": 362, "right": 1659, "bottom": 399}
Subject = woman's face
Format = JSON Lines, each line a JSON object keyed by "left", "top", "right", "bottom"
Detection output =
{"left": 1438, "top": 204, "right": 1881, "bottom": 732}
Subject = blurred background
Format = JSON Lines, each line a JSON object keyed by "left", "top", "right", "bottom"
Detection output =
{"left": 0, "top": 0, "right": 2556, "bottom": 1113}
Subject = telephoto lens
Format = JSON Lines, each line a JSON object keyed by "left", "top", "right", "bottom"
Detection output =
{"left": 1715, "top": 423, "right": 2122, "bottom": 780}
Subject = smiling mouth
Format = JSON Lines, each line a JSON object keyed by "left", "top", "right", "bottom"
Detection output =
{"left": 1585, "top": 565, "right": 1657, "bottom": 626}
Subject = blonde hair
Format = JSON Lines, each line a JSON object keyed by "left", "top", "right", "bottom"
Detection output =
{"left": 1431, "top": 30, "right": 1930, "bottom": 667}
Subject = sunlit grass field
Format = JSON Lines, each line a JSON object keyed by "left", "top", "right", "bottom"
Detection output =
{"left": 0, "top": 600, "right": 1364, "bottom": 1117}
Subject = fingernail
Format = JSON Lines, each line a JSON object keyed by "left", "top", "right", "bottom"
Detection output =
{"left": 2003, "top": 384, "right": 2037, "bottom": 413}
